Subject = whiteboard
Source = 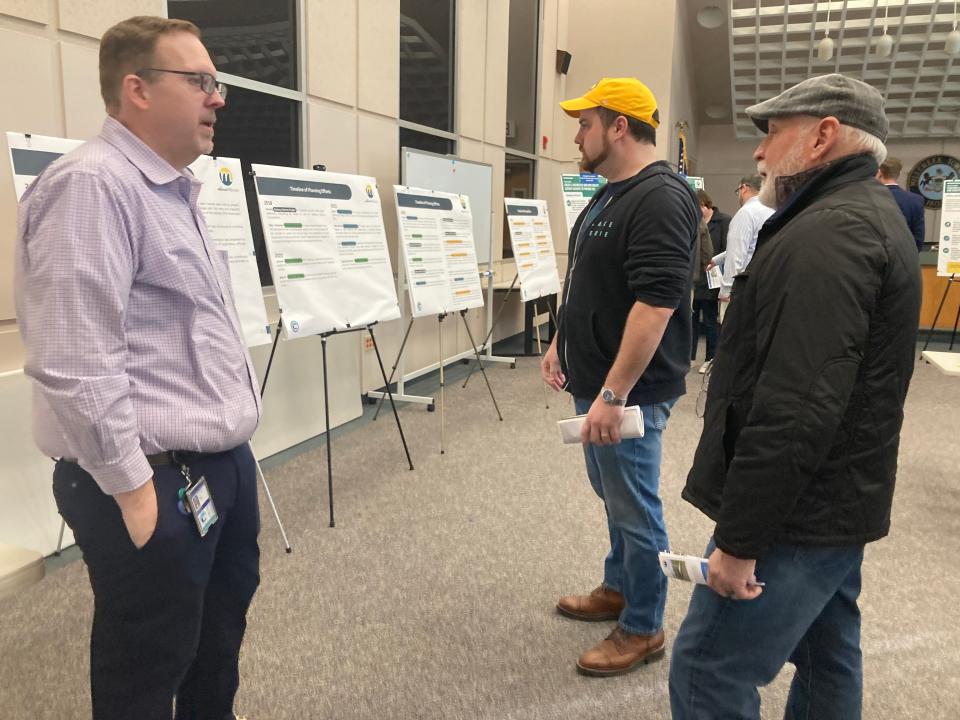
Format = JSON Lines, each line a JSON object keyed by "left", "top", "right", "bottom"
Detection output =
{"left": 402, "top": 148, "right": 494, "bottom": 266}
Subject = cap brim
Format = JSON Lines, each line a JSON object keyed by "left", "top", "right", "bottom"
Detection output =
{"left": 749, "top": 115, "right": 769, "bottom": 134}
{"left": 559, "top": 96, "right": 598, "bottom": 117}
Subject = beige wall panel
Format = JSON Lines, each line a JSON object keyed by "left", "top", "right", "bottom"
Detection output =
{"left": 566, "top": 0, "right": 676, "bottom": 161}
{"left": 58, "top": 0, "right": 163, "bottom": 41}
{"left": 308, "top": 100, "right": 358, "bottom": 175}
{"left": 454, "top": 304, "right": 485, "bottom": 358}
{"left": 669, "top": 0, "right": 697, "bottom": 171}
{"left": 550, "top": 0, "right": 577, "bottom": 162}
{"left": 0, "top": 29, "right": 61, "bottom": 320}
{"left": 358, "top": 0, "right": 399, "bottom": 118}
{"left": 356, "top": 113, "right": 399, "bottom": 387}
{"left": 0, "top": 325, "right": 24, "bottom": 373}
{"left": 0, "top": 0, "right": 49, "bottom": 25}
{"left": 403, "top": 310, "right": 458, "bottom": 378}
{"left": 458, "top": 137, "right": 484, "bottom": 163}
{"left": 457, "top": 0, "right": 486, "bottom": 141}
{"left": 697, "top": 124, "right": 761, "bottom": 216}
{"left": 305, "top": 0, "right": 357, "bottom": 106}
{"left": 358, "top": 113, "right": 398, "bottom": 255}
{"left": 483, "top": 0, "right": 509, "bottom": 146}
{"left": 535, "top": 157, "right": 577, "bottom": 253}
{"left": 60, "top": 41, "right": 105, "bottom": 141}
{"left": 483, "top": 144, "right": 505, "bottom": 263}
{"left": 538, "top": 0, "right": 558, "bottom": 159}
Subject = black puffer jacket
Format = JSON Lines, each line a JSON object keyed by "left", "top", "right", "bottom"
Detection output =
{"left": 682, "top": 154, "right": 921, "bottom": 559}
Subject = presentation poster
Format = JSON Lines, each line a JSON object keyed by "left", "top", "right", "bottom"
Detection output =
{"left": 938, "top": 179, "right": 960, "bottom": 277}
{"left": 561, "top": 172, "right": 605, "bottom": 236}
{"left": 6, "top": 132, "right": 83, "bottom": 200}
{"left": 252, "top": 164, "right": 400, "bottom": 338}
{"left": 188, "top": 156, "right": 271, "bottom": 347}
{"left": 395, "top": 186, "right": 485, "bottom": 317}
{"left": 504, "top": 198, "right": 561, "bottom": 302}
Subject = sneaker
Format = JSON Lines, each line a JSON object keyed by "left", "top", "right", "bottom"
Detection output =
{"left": 556, "top": 585, "right": 625, "bottom": 621}
{"left": 698, "top": 359, "right": 713, "bottom": 374}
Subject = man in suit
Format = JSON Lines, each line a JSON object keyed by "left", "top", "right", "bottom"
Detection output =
{"left": 878, "top": 157, "right": 925, "bottom": 250}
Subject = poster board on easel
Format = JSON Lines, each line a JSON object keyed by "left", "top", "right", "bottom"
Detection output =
{"left": 251, "top": 163, "right": 401, "bottom": 338}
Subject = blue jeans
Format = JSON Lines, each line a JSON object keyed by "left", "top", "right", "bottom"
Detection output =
{"left": 574, "top": 397, "right": 675, "bottom": 635}
{"left": 669, "top": 538, "right": 865, "bottom": 720}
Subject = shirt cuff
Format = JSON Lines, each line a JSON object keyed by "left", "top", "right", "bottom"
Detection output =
{"left": 82, "top": 448, "right": 154, "bottom": 496}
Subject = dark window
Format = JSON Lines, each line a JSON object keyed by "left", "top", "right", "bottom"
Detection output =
{"left": 400, "top": 127, "right": 455, "bottom": 158}
{"left": 502, "top": 154, "right": 535, "bottom": 259}
{"left": 505, "top": 0, "right": 539, "bottom": 154}
{"left": 400, "top": 0, "right": 455, "bottom": 132}
{"left": 168, "top": 0, "right": 299, "bottom": 90}
{"left": 211, "top": 86, "right": 301, "bottom": 285}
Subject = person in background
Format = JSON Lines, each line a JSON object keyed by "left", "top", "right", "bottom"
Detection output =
{"left": 877, "top": 157, "right": 925, "bottom": 250}
{"left": 691, "top": 190, "right": 729, "bottom": 374}
{"left": 711, "top": 175, "right": 773, "bottom": 320}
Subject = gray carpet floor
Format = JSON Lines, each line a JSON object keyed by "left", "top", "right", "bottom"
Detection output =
{"left": 1, "top": 351, "right": 959, "bottom": 719}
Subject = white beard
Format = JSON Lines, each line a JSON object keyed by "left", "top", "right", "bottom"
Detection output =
{"left": 758, "top": 142, "right": 808, "bottom": 209}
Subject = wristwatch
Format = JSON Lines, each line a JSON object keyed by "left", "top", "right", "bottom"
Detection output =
{"left": 600, "top": 386, "right": 626, "bottom": 406}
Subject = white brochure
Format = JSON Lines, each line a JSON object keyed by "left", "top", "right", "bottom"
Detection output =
{"left": 504, "top": 197, "right": 562, "bottom": 302}
{"left": 395, "top": 186, "right": 484, "bottom": 317}
{"left": 557, "top": 405, "right": 644, "bottom": 445}
{"left": 253, "top": 164, "right": 401, "bottom": 338}
{"left": 6, "top": 132, "right": 84, "bottom": 200}
{"left": 188, "top": 156, "right": 271, "bottom": 347}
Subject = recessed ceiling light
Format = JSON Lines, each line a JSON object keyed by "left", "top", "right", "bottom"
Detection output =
{"left": 696, "top": 6, "right": 725, "bottom": 30}
{"left": 705, "top": 104, "right": 728, "bottom": 119}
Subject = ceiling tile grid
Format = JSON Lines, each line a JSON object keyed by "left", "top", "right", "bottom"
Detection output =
{"left": 728, "top": 1, "right": 960, "bottom": 139}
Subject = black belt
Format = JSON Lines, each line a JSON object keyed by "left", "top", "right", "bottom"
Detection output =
{"left": 60, "top": 451, "right": 218, "bottom": 467}
{"left": 145, "top": 451, "right": 218, "bottom": 467}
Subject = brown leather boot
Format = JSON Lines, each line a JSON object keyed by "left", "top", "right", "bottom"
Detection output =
{"left": 576, "top": 626, "right": 666, "bottom": 676}
{"left": 556, "top": 585, "right": 625, "bottom": 621}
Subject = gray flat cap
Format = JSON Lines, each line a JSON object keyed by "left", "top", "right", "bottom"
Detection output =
{"left": 746, "top": 73, "right": 889, "bottom": 142}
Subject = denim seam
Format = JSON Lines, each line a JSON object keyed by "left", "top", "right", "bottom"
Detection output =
{"left": 621, "top": 426, "right": 665, "bottom": 636}
{"left": 686, "top": 596, "right": 734, "bottom": 716}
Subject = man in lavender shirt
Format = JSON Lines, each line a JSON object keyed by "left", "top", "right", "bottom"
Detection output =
{"left": 15, "top": 16, "right": 261, "bottom": 720}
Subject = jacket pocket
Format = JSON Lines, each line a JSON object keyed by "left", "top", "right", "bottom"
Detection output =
{"left": 561, "top": 304, "right": 613, "bottom": 383}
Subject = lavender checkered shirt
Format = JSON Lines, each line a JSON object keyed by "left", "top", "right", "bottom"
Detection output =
{"left": 15, "top": 117, "right": 261, "bottom": 495}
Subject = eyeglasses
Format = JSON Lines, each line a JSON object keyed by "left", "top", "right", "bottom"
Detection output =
{"left": 734, "top": 184, "right": 746, "bottom": 195}
{"left": 135, "top": 68, "right": 227, "bottom": 99}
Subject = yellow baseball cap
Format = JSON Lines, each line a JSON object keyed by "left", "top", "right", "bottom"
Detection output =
{"left": 560, "top": 77, "right": 660, "bottom": 128}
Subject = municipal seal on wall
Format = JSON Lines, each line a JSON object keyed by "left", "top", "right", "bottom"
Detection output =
{"left": 908, "top": 155, "right": 960, "bottom": 210}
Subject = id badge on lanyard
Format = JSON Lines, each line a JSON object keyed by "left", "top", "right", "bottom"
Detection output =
{"left": 177, "top": 462, "right": 219, "bottom": 537}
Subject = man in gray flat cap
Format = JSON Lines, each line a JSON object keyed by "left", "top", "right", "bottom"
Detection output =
{"left": 669, "top": 73, "right": 921, "bottom": 719}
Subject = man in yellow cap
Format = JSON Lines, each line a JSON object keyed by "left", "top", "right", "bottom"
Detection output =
{"left": 541, "top": 78, "right": 699, "bottom": 676}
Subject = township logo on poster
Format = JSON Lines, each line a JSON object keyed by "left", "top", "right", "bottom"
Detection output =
{"left": 909, "top": 155, "right": 960, "bottom": 210}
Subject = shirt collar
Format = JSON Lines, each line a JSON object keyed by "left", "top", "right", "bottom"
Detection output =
{"left": 99, "top": 116, "right": 197, "bottom": 189}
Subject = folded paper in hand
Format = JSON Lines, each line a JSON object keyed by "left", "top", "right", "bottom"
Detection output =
{"left": 557, "top": 405, "right": 644, "bottom": 444}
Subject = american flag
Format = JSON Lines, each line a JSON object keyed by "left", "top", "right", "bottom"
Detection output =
{"left": 677, "top": 126, "right": 689, "bottom": 176}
